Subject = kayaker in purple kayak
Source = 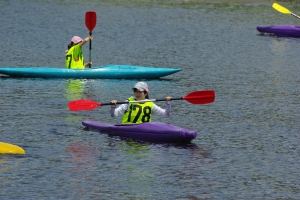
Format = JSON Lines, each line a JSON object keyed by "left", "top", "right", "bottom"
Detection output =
{"left": 110, "top": 82, "right": 172, "bottom": 124}
{"left": 65, "top": 36, "right": 93, "bottom": 69}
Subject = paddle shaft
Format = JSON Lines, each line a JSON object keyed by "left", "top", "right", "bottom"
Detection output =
{"left": 89, "top": 32, "right": 92, "bottom": 68}
{"left": 291, "top": 13, "right": 300, "bottom": 19}
{"left": 68, "top": 90, "right": 215, "bottom": 111}
{"left": 100, "top": 98, "right": 182, "bottom": 106}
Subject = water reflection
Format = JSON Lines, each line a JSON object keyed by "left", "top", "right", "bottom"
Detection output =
{"left": 270, "top": 39, "right": 287, "bottom": 55}
{"left": 120, "top": 140, "right": 151, "bottom": 155}
{"left": 64, "top": 141, "right": 101, "bottom": 198}
{"left": 64, "top": 79, "right": 88, "bottom": 123}
{"left": 66, "top": 141, "right": 100, "bottom": 167}
{"left": 64, "top": 79, "right": 86, "bottom": 101}
{"left": 0, "top": 156, "right": 24, "bottom": 172}
{"left": 0, "top": 159, "right": 11, "bottom": 171}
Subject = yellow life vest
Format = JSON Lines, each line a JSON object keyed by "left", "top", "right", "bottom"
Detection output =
{"left": 66, "top": 44, "right": 85, "bottom": 69}
{"left": 122, "top": 97, "right": 154, "bottom": 124}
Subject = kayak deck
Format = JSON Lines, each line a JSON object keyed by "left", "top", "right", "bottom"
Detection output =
{"left": 0, "top": 64, "right": 181, "bottom": 79}
{"left": 82, "top": 120, "right": 197, "bottom": 143}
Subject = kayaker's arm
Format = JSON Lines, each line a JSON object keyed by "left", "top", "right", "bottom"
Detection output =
{"left": 152, "top": 101, "right": 171, "bottom": 117}
{"left": 110, "top": 105, "right": 116, "bottom": 117}
{"left": 110, "top": 103, "right": 128, "bottom": 118}
{"left": 79, "top": 36, "right": 93, "bottom": 47}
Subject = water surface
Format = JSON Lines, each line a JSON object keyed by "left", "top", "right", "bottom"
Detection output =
{"left": 0, "top": 0, "right": 299, "bottom": 199}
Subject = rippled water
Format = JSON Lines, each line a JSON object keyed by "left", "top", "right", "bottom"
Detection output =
{"left": 0, "top": 0, "right": 299, "bottom": 199}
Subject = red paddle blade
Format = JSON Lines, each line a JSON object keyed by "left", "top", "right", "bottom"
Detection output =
{"left": 85, "top": 11, "right": 97, "bottom": 32}
{"left": 182, "top": 90, "right": 215, "bottom": 104}
{"left": 68, "top": 100, "right": 101, "bottom": 111}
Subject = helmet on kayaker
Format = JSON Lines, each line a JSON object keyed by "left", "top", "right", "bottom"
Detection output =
{"left": 133, "top": 82, "right": 149, "bottom": 93}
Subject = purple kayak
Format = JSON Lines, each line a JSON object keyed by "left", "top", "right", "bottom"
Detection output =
{"left": 257, "top": 25, "right": 300, "bottom": 38}
{"left": 82, "top": 120, "right": 197, "bottom": 143}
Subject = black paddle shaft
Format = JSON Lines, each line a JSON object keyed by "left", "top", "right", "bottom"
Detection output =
{"left": 100, "top": 97, "right": 183, "bottom": 106}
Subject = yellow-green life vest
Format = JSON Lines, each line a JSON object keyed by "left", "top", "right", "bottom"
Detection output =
{"left": 122, "top": 97, "right": 154, "bottom": 124}
{"left": 66, "top": 44, "right": 85, "bottom": 69}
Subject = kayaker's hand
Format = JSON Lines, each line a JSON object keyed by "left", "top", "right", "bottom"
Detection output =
{"left": 85, "top": 62, "right": 92, "bottom": 67}
{"left": 165, "top": 96, "right": 172, "bottom": 101}
{"left": 111, "top": 100, "right": 117, "bottom": 105}
{"left": 84, "top": 36, "right": 93, "bottom": 42}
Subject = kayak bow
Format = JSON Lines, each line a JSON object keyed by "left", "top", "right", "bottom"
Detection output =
{"left": 0, "top": 142, "right": 26, "bottom": 154}
{"left": 257, "top": 25, "right": 300, "bottom": 38}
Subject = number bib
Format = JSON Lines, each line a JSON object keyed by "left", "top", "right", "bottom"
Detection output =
{"left": 122, "top": 97, "right": 154, "bottom": 124}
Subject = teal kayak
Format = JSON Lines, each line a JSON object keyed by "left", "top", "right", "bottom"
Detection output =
{"left": 0, "top": 64, "right": 181, "bottom": 79}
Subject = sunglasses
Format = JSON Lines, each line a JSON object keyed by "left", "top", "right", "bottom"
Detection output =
{"left": 133, "top": 88, "right": 146, "bottom": 93}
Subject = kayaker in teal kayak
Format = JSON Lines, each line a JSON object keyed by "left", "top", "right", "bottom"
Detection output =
{"left": 65, "top": 36, "right": 93, "bottom": 69}
{"left": 110, "top": 82, "right": 172, "bottom": 124}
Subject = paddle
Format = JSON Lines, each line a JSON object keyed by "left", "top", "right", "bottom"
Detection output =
{"left": 272, "top": 3, "right": 300, "bottom": 19}
{"left": 68, "top": 90, "right": 215, "bottom": 111}
{"left": 85, "top": 10, "right": 97, "bottom": 68}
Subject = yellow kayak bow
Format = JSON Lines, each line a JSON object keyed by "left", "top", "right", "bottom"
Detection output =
{"left": 0, "top": 142, "right": 25, "bottom": 154}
